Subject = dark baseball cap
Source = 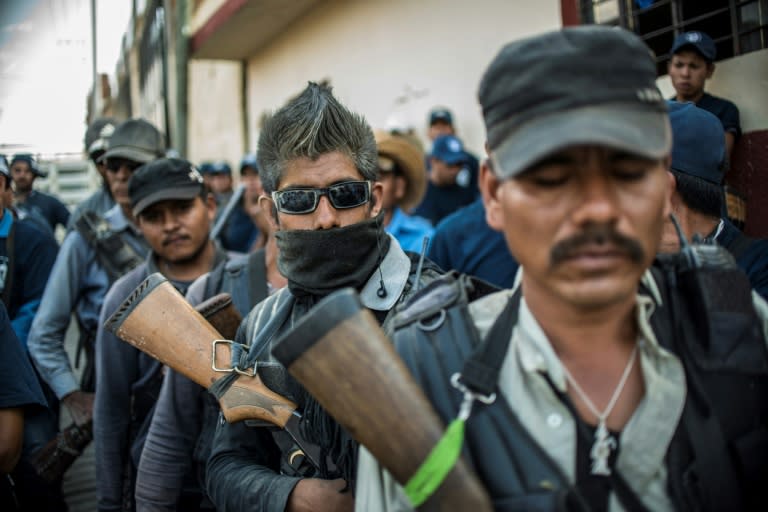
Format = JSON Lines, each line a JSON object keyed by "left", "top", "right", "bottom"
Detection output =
{"left": 479, "top": 26, "right": 671, "bottom": 180}
{"left": 430, "top": 134, "right": 467, "bottom": 165}
{"left": 429, "top": 108, "right": 453, "bottom": 126}
{"left": 670, "top": 31, "right": 716, "bottom": 61}
{"left": 210, "top": 161, "right": 232, "bottom": 175}
{"left": 85, "top": 117, "right": 118, "bottom": 157}
{"left": 103, "top": 118, "right": 165, "bottom": 164}
{"left": 10, "top": 153, "right": 46, "bottom": 177}
{"left": 129, "top": 158, "right": 205, "bottom": 217}
{"left": 668, "top": 101, "right": 724, "bottom": 185}
{"left": 240, "top": 153, "right": 259, "bottom": 173}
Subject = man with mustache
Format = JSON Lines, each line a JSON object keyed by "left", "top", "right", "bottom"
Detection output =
{"left": 93, "top": 158, "right": 230, "bottom": 511}
{"left": 204, "top": 82, "right": 442, "bottom": 512}
{"left": 356, "top": 26, "right": 768, "bottom": 511}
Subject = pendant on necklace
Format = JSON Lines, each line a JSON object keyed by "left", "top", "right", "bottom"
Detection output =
{"left": 590, "top": 420, "right": 616, "bottom": 476}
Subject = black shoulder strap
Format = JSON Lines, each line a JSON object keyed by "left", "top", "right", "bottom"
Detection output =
{"left": 2, "top": 220, "right": 15, "bottom": 307}
{"left": 458, "top": 289, "right": 521, "bottom": 396}
{"left": 204, "top": 260, "right": 227, "bottom": 300}
{"left": 75, "top": 210, "right": 144, "bottom": 283}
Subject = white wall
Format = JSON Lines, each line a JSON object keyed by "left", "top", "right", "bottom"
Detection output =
{"left": 656, "top": 48, "right": 768, "bottom": 133}
{"left": 187, "top": 59, "right": 245, "bottom": 169}
{"left": 243, "top": 0, "right": 562, "bottom": 157}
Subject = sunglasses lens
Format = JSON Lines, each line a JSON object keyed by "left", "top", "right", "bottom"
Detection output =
{"left": 276, "top": 189, "right": 317, "bottom": 214}
{"left": 107, "top": 158, "right": 141, "bottom": 172}
{"left": 329, "top": 182, "right": 369, "bottom": 209}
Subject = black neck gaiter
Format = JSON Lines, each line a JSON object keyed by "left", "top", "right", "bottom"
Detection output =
{"left": 275, "top": 213, "right": 391, "bottom": 298}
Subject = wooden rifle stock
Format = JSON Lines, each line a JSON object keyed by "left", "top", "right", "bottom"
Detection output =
{"left": 103, "top": 272, "right": 296, "bottom": 426}
{"left": 272, "top": 288, "right": 492, "bottom": 511}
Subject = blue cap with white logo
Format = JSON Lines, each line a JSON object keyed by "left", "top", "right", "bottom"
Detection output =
{"left": 430, "top": 135, "right": 467, "bottom": 165}
{"left": 670, "top": 31, "right": 716, "bottom": 61}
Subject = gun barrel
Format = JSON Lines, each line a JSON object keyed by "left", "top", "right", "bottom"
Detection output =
{"left": 210, "top": 183, "right": 246, "bottom": 241}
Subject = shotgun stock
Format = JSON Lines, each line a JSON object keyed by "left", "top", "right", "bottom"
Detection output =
{"left": 272, "top": 288, "right": 493, "bottom": 511}
{"left": 103, "top": 272, "right": 295, "bottom": 426}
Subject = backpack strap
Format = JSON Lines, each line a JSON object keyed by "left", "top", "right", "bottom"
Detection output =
{"left": 74, "top": 210, "right": 144, "bottom": 284}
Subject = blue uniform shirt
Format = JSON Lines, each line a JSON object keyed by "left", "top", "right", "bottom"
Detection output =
{"left": 385, "top": 207, "right": 435, "bottom": 254}
{"left": 428, "top": 198, "right": 518, "bottom": 289}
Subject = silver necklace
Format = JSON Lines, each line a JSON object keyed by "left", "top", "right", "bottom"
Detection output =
{"left": 560, "top": 344, "right": 638, "bottom": 476}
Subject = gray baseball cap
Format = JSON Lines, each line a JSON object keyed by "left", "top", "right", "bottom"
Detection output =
{"left": 102, "top": 118, "right": 165, "bottom": 164}
{"left": 478, "top": 26, "right": 671, "bottom": 179}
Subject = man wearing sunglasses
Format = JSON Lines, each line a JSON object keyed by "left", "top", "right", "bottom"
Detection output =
{"left": 205, "top": 82, "right": 442, "bottom": 512}
{"left": 28, "top": 119, "right": 162, "bottom": 443}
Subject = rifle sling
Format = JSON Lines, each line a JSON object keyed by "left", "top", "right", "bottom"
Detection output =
{"left": 458, "top": 287, "right": 647, "bottom": 511}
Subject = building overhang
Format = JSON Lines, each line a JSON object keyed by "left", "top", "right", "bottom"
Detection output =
{"left": 190, "top": 0, "right": 319, "bottom": 60}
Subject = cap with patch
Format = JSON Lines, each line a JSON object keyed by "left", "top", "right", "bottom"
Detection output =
{"left": 670, "top": 31, "right": 716, "bottom": 61}
{"left": 430, "top": 134, "right": 467, "bottom": 166}
{"left": 429, "top": 108, "right": 453, "bottom": 126}
{"left": 668, "top": 101, "right": 724, "bottom": 185}
{"left": 129, "top": 157, "right": 205, "bottom": 217}
{"left": 103, "top": 118, "right": 165, "bottom": 164}
{"left": 479, "top": 26, "right": 671, "bottom": 180}
{"left": 85, "top": 117, "right": 118, "bottom": 157}
{"left": 10, "top": 153, "right": 46, "bottom": 177}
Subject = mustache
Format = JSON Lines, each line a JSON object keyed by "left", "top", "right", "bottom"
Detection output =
{"left": 550, "top": 225, "right": 645, "bottom": 266}
{"left": 162, "top": 234, "right": 190, "bottom": 246}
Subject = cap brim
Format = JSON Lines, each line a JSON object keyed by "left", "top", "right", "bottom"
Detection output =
{"left": 132, "top": 186, "right": 201, "bottom": 217}
{"left": 103, "top": 146, "right": 157, "bottom": 164}
{"left": 490, "top": 104, "right": 671, "bottom": 180}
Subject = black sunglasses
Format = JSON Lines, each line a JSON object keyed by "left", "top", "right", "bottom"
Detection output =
{"left": 106, "top": 158, "right": 143, "bottom": 173}
{"left": 271, "top": 180, "right": 372, "bottom": 214}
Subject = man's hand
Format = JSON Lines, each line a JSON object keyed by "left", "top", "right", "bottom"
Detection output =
{"left": 62, "top": 390, "right": 94, "bottom": 426}
{"left": 287, "top": 478, "right": 354, "bottom": 512}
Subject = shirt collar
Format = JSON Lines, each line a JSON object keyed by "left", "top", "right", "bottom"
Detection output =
{"left": 359, "top": 233, "right": 410, "bottom": 311}
{"left": 515, "top": 268, "right": 667, "bottom": 391}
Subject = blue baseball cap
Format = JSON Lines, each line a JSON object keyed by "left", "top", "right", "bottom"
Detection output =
{"left": 429, "top": 108, "right": 453, "bottom": 126}
{"left": 668, "top": 100, "right": 725, "bottom": 185}
{"left": 10, "top": 153, "right": 46, "bottom": 177}
{"left": 210, "top": 161, "right": 232, "bottom": 175}
{"left": 670, "top": 31, "right": 716, "bottom": 61}
{"left": 430, "top": 134, "right": 467, "bottom": 165}
{"left": 240, "top": 153, "right": 259, "bottom": 173}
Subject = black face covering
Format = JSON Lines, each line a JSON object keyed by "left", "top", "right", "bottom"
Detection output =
{"left": 274, "top": 212, "right": 390, "bottom": 297}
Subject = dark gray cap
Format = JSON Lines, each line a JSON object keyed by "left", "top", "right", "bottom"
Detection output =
{"left": 85, "top": 117, "right": 118, "bottom": 156}
{"left": 479, "top": 26, "right": 671, "bottom": 179}
{"left": 129, "top": 158, "right": 205, "bottom": 217}
{"left": 103, "top": 118, "right": 165, "bottom": 164}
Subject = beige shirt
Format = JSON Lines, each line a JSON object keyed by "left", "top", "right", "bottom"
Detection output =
{"left": 355, "top": 269, "right": 697, "bottom": 512}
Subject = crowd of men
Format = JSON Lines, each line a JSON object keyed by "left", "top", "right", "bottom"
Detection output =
{"left": 1, "top": 24, "right": 767, "bottom": 512}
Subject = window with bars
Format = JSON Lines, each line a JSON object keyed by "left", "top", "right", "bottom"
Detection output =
{"left": 579, "top": 0, "right": 768, "bottom": 75}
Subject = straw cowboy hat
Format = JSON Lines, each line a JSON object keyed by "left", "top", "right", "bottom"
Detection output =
{"left": 374, "top": 130, "right": 426, "bottom": 212}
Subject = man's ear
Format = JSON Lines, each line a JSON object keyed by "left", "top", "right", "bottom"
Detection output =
{"left": 205, "top": 193, "right": 217, "bottom": 223}
{"left": 259, "top": 194, "right": 280, "bottom": 231}
{"left": 369, "top": 181, "right": 383, "bottom": 217}
{"left": 664, "top": 166, "right": 678, "bottom": 215}
{"left": 706, "top": 62, "right": 715, "bottom": 79}
{"left": 479, "top": 158, "right": 503, "bottom": 231}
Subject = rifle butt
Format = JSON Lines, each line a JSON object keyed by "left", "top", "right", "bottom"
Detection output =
{"left": 273, "top": 288, "right": 492, "bottom": 511}
{"left": 104, "top": 272, "right": 297, "bottom": 428}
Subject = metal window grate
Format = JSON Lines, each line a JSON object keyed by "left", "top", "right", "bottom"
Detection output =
{"left": 580, "top": 0, "right": 768, "bottom": 75}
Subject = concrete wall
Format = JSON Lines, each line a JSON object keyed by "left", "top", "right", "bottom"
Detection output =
{"left": 240, "top": 0, "right": 561, "bottom": 157}
{"left": 187, "top": 59, "right": 245, "bottom": 169}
